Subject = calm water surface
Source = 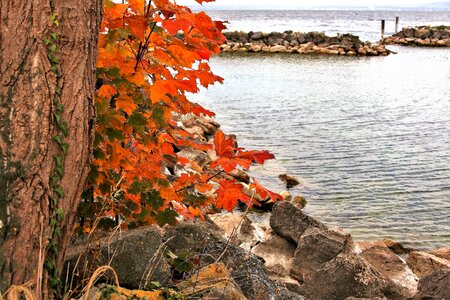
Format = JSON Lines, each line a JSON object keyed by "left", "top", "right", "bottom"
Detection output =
{"left": 191, "top": 44, "right": 450, "bottom": 249}
{"left": 206, "top": 10, "right": 450, "bottom": 42}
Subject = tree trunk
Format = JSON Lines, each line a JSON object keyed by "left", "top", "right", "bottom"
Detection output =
{"left": 0, "top": 0, "right": 101, "bottom": 297}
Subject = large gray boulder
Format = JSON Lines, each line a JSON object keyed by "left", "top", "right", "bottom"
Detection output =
{"left": 301, "top": 253, "right": 391, "bottom": 300}
{"left": 270, "top": 201, "right": 326, "bottom": 244}
{"left": 415, "top": 269, "right": 450, "bottom": 299}
{"left": 290, "top": 226, "right": 353, "bottom": 282}
{"left": 65, "top": 226, "right": 171, "bottom": 290}
{"left": 163, "top": 222, "right": 304, "bottom": 300}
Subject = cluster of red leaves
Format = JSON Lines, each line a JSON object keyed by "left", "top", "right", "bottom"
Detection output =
{"left": 81, "top": 0, "right": 281, "bottom": 230}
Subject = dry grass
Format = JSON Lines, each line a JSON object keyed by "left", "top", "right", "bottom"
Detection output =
{"left": 2, "top": 285, "right": 36, "bottom": 300}
{"left": 82, "top": 265, "right": 120, "bottom": 300}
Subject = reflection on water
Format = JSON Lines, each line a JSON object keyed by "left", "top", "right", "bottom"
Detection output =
{"left": 191, "top": 46, "right": 450, "bottom": 249}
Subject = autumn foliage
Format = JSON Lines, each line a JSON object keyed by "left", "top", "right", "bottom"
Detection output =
{"left": 82, "top": 0, "right": 281, "bottom": 230}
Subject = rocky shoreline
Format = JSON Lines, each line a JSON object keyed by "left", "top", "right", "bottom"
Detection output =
{"left": 383, "top": 26, "right": 450, "bottom": 47}
{"left": 66, "top": 114, "right": 449, "bottom": 299}
{"left": 220, "top": 31, "right": 391, "bottom": 56}
{"left": 67, "top": 202, "right": 450, "bottom": 299}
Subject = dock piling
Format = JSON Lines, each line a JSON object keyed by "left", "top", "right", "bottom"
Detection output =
{"left": 395, "top": 17, "right": 399, "bottom": 34}
{"left": 381, "top": 20, "right": 385, "bottom": 40}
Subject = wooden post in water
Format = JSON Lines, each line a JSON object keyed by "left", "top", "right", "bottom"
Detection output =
{"left": 381, "top": 19, "right": 385, "bottom": 40}
{"left": 395, "top": 16, "right": 399, "bottom": 33}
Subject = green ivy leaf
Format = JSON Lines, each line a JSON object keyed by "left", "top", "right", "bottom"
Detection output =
{"left": 54, "top": 185, "right": 64, "bottom": 198}
{"left": 155, "top": 209, "right": 178, "bottom": 227}
{"left": 60, "top": 142, "right": 69, "bottom": 155}
{"left": 105, "top": 127, "right": 125, "bottom": 141}
{"left": 141, "top": 190, "right": 164, "bottom": 210}
{"left": 128, "top": 112, "right": 147, "bottom": 127}
{"left": 49, "top": 44, "right": 57, "bottom": 53}
{"left": 55, "top": 208, "right": 64, "bottom": 220}
{"left": 56, "top": 165, "right": 64, "bottom": 177}
{"left": 152, "top": 106, "right": 166, "bottom": 127}
{"left": 53, "top": 155, "right": 63, "bottom": 167}
{"left": 172, "top": 257, "right": 193, "bottom": 273}
{"left": 98, "top": 217, "right": 116, "bottom": 230}
{"left": 44, "top": 260, "right": 54, "bottom": 271}
{"left": 50, "top": 218, "right": 58, "bottom": 227}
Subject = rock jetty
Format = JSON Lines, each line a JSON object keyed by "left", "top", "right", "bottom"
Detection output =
{"left": 383, "top": 25, "right": 450, "bottom": 47}
{"left": 221, "top": 30, "right": 391, "bottom": 56}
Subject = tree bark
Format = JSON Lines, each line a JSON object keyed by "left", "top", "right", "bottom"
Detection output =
{"left": 0, "top": 0, "right": 101, "bottom": 296}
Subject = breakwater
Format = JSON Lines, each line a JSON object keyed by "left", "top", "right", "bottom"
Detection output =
{"left": 384, "top": 26, "right": 450, "bottom": 47}
{"left": 221, "top": 31, "right": 391, "bottom": 56}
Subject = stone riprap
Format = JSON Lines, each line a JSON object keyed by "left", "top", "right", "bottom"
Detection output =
{"left": 221, "top": 30, "right": 391, "bottom": 56}
{"left": 383, "top": 25, "right": 450, "bottom": 47}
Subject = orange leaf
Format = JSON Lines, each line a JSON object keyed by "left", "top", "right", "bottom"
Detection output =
{"left": 216, "top": 179, "right": 250, "bottom": 211}
{"left": 190, "top": 104, "right": 215, "bottom": 117}
{"left": 238, "top": 150, "right": 275, "bottom": 165}
{"left": 250, "top": 179, "right": 283, "bottom": 202}
{"left": 214, "top": 130, "right": 235, "bottom": 158}
{"left": 150, "top": 80, "right": 178, "bottom": 103}
{"left": 98, "top": 85, "right": 117, "bottom": 99}
{"left": 188, "top": 206, "right": 201, "bottom": 216}
{"left": 162, "top": 18, "right": 193, "bottom": 35}
{"left": 116, "top": 97, "right": 138, "bottom": 115}
{"left": 128, "top": 0, "right": 145, "bottom": 13}
{"left": 195, "top": 182, "right": 213, "bottom": 193}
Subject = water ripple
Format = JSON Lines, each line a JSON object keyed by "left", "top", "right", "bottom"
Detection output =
{"left": 192, "top": 43, "right": 450, "bottom": 249}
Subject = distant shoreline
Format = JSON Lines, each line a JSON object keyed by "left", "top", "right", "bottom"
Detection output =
{"left": 191, "top": 7, "right": 450, "bottom": 12}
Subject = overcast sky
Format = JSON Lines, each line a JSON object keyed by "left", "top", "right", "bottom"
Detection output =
{"left": 177, "top": 0, "right": 444, "bottom": 8}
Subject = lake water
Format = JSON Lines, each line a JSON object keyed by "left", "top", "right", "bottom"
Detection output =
{"left": 206, "top": 10, "right": 450, "bottom": 42}
{"left": 190, "top": 10, "right": 450, "bottom": 249}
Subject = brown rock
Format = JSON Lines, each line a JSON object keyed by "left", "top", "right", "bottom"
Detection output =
{"left": 359, "top": 244, "right": 418, "bottom": 297}
{"left": 357, "top": 47, "right": 367, "bottom": 55}
{"left": 301, "top": 42, "right": 315, "bottom": 51}
{"left": 415, "top": 269, "right": 450, "bottom": 300}
{"left": 231, "top": 43, "right": 241, "bottom": 51}
{"left": 383, "top": 239, "right": 414, "bottom": 255}
{"left": 269, "top": 45, "right": 288, "bottom": 53}
{"left": 270, "top": 201, "right": 326, "bottom": 244}
{"left": 429, "top": 246, "right": 450, "bottom": 261}
{"left": 230, "top": 169, "right": 251, "bottom": 184}
{"left": 221, "top": 44, "right": 232, "bottom": 52}
{"left": 407, "top": 251, "right": 450, "bottom": 278}
{"left": 210, "top": 213, "right": 265, "bottom": 249}
{"left": 249, "top": 44, "right": 262, "bottom": 52}
{"left": 302, "top": 253, "right": 389, "bottom": 300}
{"left": 178, "top": 148, "right": 211, "bottom": 168}
{"left": 251, "top": 235, "right": 296, "bottom": 277}
{"left": 177, "top": 263, "right": 248, "bottom": 300}
{"left": 279, "top": 190, "right": 292, "bottom": 200}
{"left": 278, "top": 174, "right": 300, "bottom": 188}
{"left": 291, "top": 195, "right": 307, "bottom": 209}
{"left": 291, "top": 227, "right": 353, "bottom": 281}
